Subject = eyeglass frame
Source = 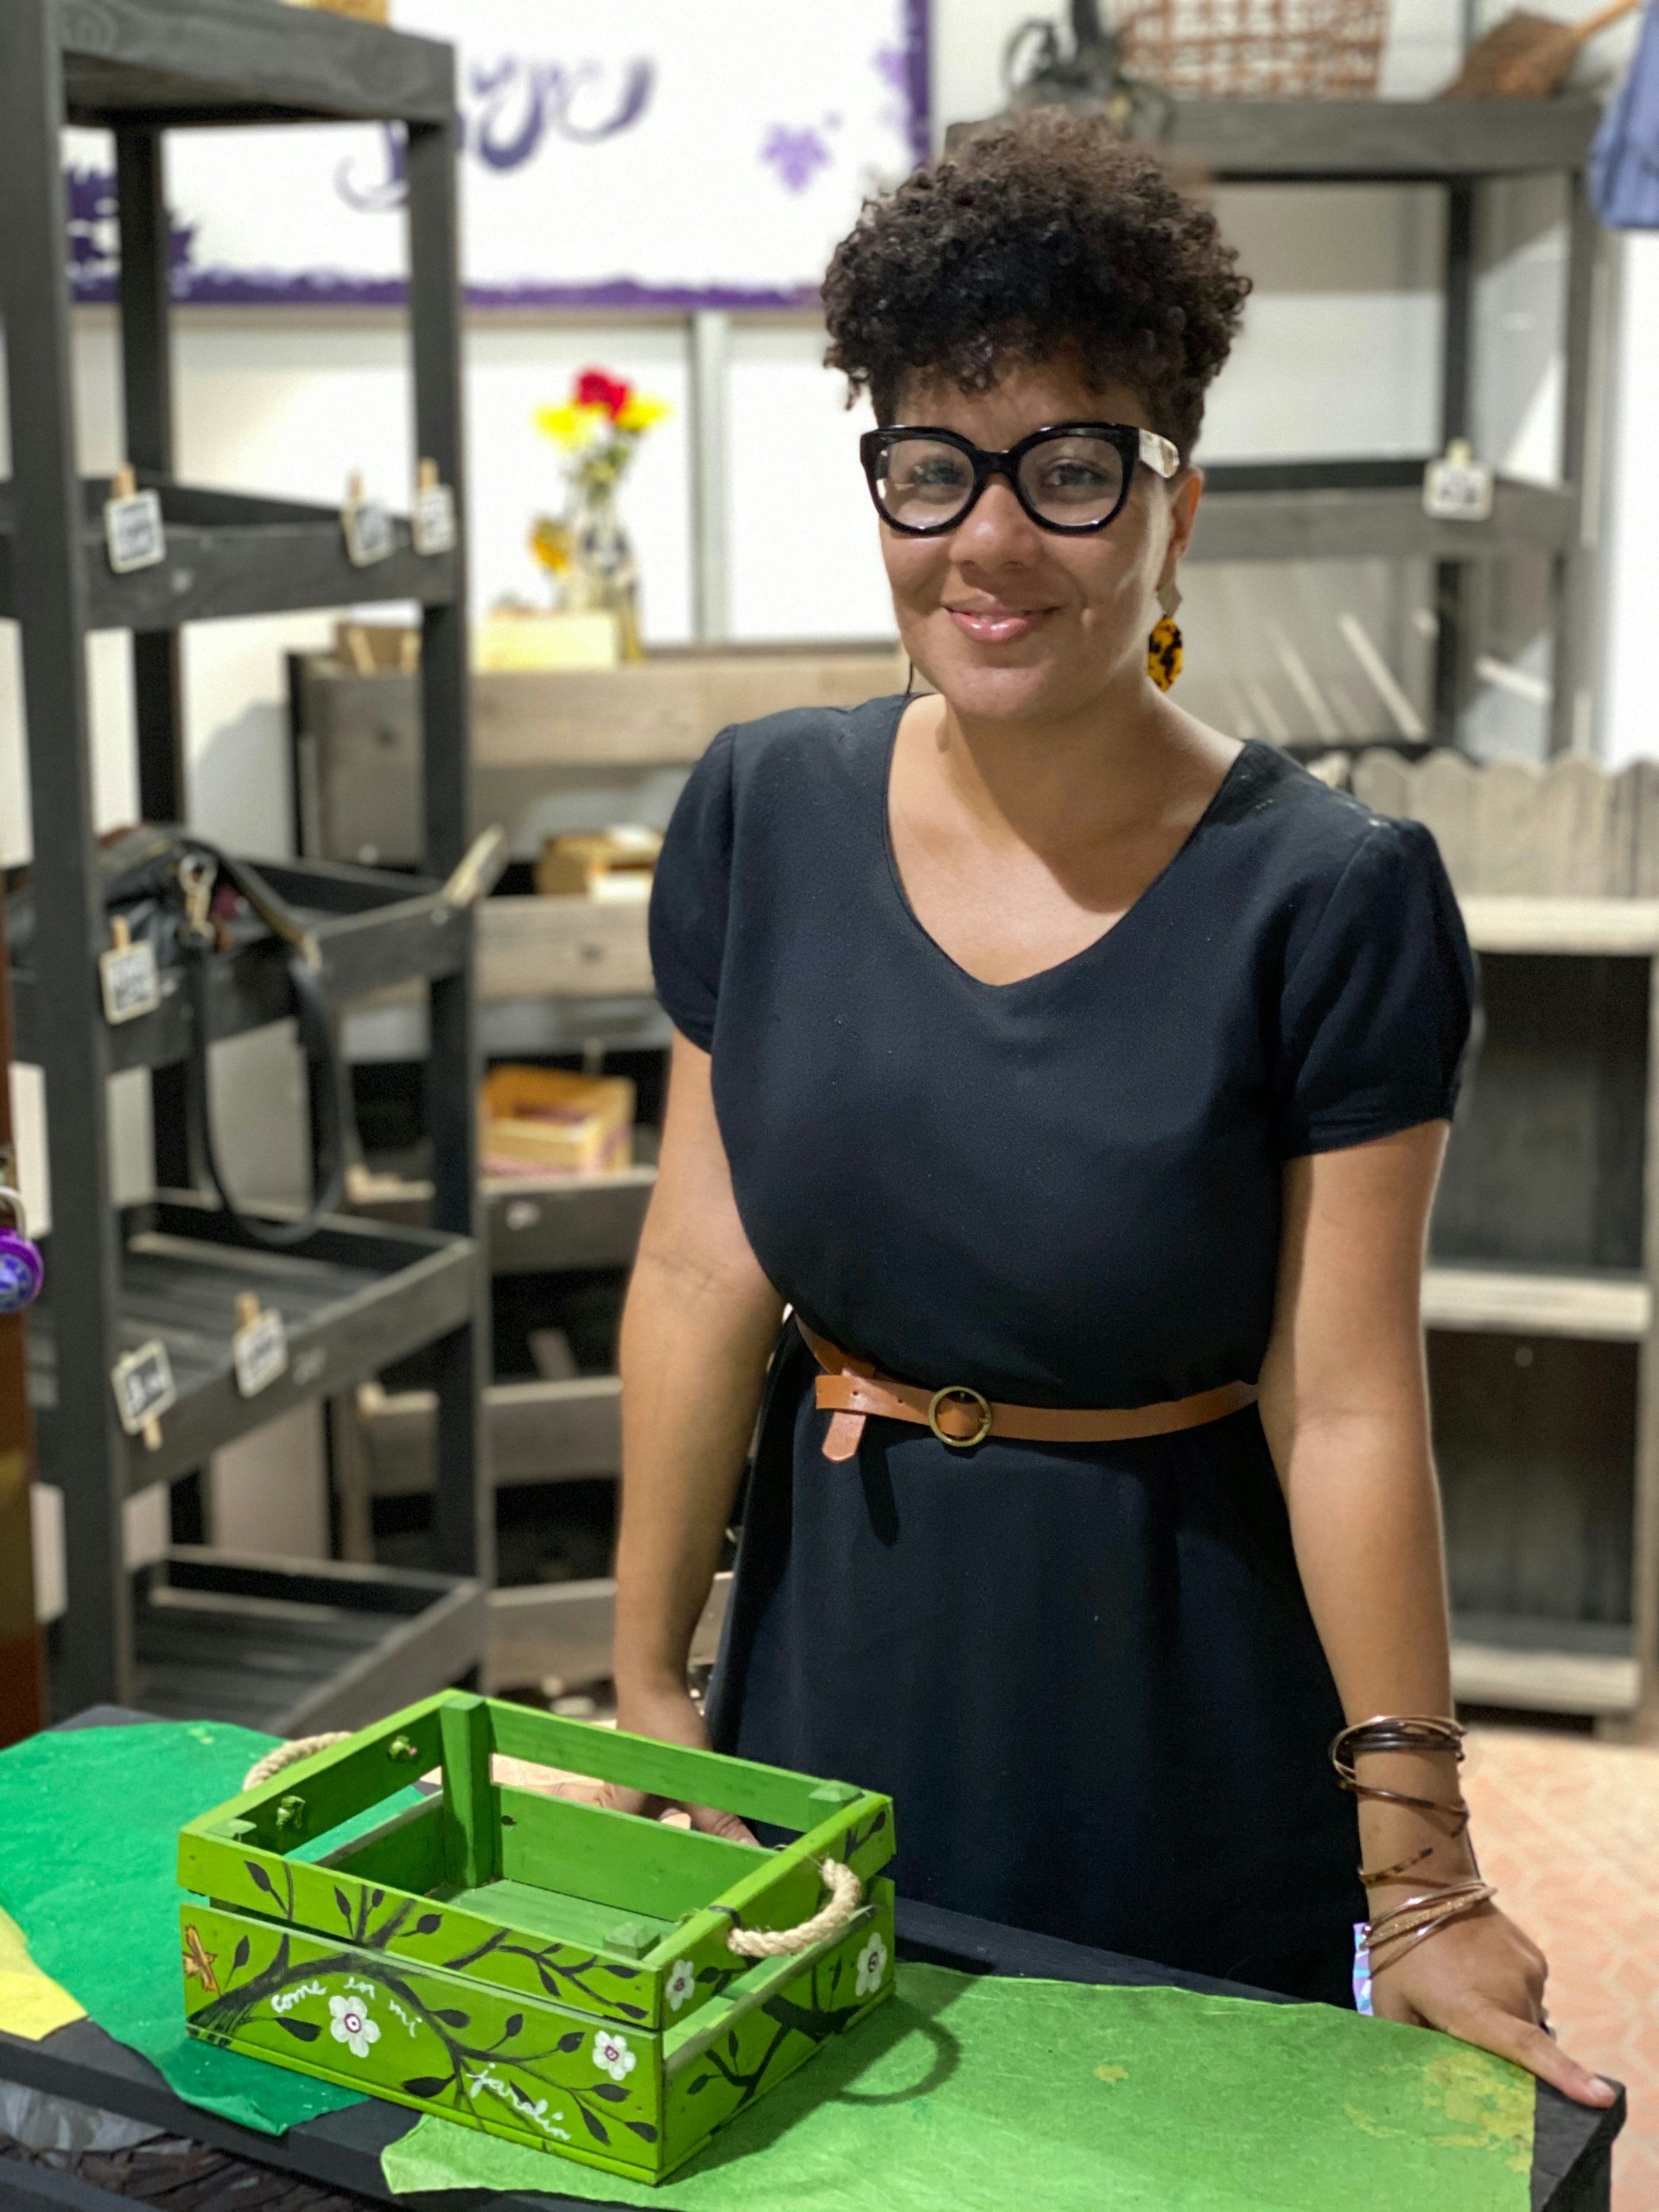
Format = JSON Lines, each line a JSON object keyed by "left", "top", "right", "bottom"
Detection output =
{"left": 858, "top": 421, "right": 1183, "bottom": 538}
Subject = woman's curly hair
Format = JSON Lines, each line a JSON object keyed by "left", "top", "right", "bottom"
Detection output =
{"left": 823, "top": 111, "right": 1250, "bottom": 459}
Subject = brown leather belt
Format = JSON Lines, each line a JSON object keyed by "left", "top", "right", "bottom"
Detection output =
{"left": 798, "top": 1321, "right": 1259, "bottom": 1463}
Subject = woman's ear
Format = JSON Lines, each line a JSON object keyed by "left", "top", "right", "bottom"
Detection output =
{"left": 1157, "top": 467, "right": 1204, "bottom": 597}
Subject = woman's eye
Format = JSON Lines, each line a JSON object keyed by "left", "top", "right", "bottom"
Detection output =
{"left": 1039, "top": 461, "right": 1111, "bottom": 492}
{"left": 900, "top": 461, "right": 968, "bottom": 495}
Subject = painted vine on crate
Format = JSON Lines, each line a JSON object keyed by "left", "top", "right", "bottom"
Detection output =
{"left": 186, "top": 1906, "right": 660, "bottom": 2157}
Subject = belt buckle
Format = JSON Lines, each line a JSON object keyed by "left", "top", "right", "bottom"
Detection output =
{"left": 927, "top": 1384, "right": 993, "bottom": 1450}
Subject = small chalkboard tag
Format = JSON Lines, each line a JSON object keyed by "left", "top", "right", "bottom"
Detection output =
{"left": 341, "top": 472, "right": 397, "bottom": 568}
{"left": 232, "top": 1293, "right": 289, "bottom": 1398}
{"left": 104, "top": 466, "right": 166, "bottom": 575}
{"left": 111, "top": 1338, "right": 177, "bottom": 1448}
{"left": 99, "top": 918, "right": 162, "bottom": 1026}
{"left": 1423, "top": 439, "right": 1494, "bottom": 523}
{"left": 412, "top": 458, "right": 456, "bottom": 556}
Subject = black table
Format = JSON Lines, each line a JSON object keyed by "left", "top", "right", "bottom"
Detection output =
{"left": 0, "top": 1710, "right": 1623, "bottom": 2210}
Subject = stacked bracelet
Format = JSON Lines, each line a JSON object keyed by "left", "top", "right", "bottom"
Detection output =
{"left": 1330, "top": 1713, "right": 1471, "bottom": 1843}
{"left": 1363, "top": 1878, "right": 1497, "bottom": 1976}
{"left": 1334, "top": 1715, "right": 1491, "bottom": 1971}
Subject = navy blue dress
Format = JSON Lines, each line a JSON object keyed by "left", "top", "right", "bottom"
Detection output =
{"left": 648, "top": 699, "right": 1473, "bottom": 2005}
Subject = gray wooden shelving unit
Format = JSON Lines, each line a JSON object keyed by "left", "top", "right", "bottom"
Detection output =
{"left": 957, "top": 95, "right": 1605, "bottom": 752}
{"left": 0, "top": 0, "right": 490, "bottom": 1719}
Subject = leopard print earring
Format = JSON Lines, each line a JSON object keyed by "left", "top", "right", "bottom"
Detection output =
{"left": 1148, "top": 579, "right": 1184, "bottom": 692}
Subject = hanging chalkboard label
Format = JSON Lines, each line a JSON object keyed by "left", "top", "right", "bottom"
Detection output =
{"left": 412, "top": 460, "right": 456, "bottom": 556}
{"left": 104, "top": 467, "right": 166, "bottom": 575}
{"left": 232, "top": 1298, "right": 289, "bottom": 1398}
{"left": 1422, "top": 439, "right": 1494, "bottom": 524}
{"left": 341, "top": 473, "right": 397, "bottom": 568}
{"left": 99, "top": 930, "right": 162, "bottom": 1025}
{"left": 111, "top": 1339, "right": 177, "bottom": 1441}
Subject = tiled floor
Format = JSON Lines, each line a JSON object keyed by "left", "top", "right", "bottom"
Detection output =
{"left": 1465, "top": 1724, "right": 1659, "bottom": 2209}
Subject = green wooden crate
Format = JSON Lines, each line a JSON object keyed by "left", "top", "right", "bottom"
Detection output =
{"left": 178, "top": 1691, "right": 896, "bottom": 2183}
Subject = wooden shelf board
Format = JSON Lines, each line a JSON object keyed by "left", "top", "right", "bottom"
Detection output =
{"left": 1458, "top": 896, "right": 1659, "bottom": 956}
{"left": 58, "top": 0, "right": 454, "bottom": 128}
{"left": 485, "top": 1573, "right": 730, "bottom": 1694}
{"left": 1189, "top": 476, "right": 1573, "bottom": 566}
{"left": 1452, "top": 1637, "right": 1639, "bottom": 1717}
{"left": 1423, "top": 1265, "right": 1650, "bottom": 1341}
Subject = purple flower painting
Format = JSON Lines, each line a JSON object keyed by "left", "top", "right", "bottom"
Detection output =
{"left": 761, "top": 124, "right": 833, "bottom": 194}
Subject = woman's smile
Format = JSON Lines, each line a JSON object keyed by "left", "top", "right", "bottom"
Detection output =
{"left": 944, "top": 599, "right": 1060, "bottom": 645}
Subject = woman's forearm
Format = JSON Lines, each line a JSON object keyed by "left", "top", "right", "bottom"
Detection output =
{"left": 611, "top": 1033, "right": 785, "bottom": 1707}
{"left": 1268, "top": 1399, "right": 1471, "bottom": 1882}
{"left": 1261, "top": 1128, "right": 1470, "bottom": 1885}
{"left": 613, "top": 1237, "right": 782, "bottom": 1697}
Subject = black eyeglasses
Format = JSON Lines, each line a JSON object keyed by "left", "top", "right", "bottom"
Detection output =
{"left": 859, "top": 422, "right": 1180, "bottom": 537}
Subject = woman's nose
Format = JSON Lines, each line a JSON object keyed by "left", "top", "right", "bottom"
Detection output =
{"left": 952, "top": 474, "right": 1040, "bottom": 563}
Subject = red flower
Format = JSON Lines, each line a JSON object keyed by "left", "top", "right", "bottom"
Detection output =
{"left": 575, "top": 369, "right": 632, "bottom": 419}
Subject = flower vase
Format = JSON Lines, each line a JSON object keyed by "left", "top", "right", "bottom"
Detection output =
{"left": 564, "top": 481, "right": 643, "bottom": 663}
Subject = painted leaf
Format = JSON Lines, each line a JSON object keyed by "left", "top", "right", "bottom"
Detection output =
{"left": 402, "top": 2075, "right": 451, "bottom": 2097}
{"left": 576, "top": 2104, "right": 610, "bottom": 2145}
{"left": 431, "top": 2008, "right": 469, "bottom": 2028}
{"left": 603, "top": 1964, "right": 639, "bottom": 1980}
{"left": 589, "top": 2083, "right": 629, "bottom": 2102}
{"left": 687, "top": 2073, "right": 713, "bottom": 2095}
{"left": 370, "top": 1887, "right": 385, "bottom": 1908}
{"left": 276, "top": 2017, "right": 321, "bottom": 2042}
{"left": 245, "top": 1860, "right": 276, "bottom": 1897}
{"left": 414, "top": 1913, "right": 443, "bottom": 1935}
{"left": 727, "top": 2029, "right": 740, "bottom": 2060}
{"left": 503, "top": 2012, "right": 524, "bottom": 2039}
{"left": 231, "top": 1936, "right": 251, "bottom": 1973}
{"left": 625, "top": 2121, "right": 660, "bottom": 2142}
{"left": 334, "top": 1886, "right": 354, "bottom": 1927}
{"left": 556, "top": 2031, "right": 584, "bottom": 2052}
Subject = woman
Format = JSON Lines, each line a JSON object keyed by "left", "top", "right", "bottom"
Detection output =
{"left": 613, "top": 111, "right": 1611, "bottom": 2106}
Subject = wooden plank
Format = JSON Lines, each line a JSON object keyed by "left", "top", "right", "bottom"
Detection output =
{"left": 1408, "top": 749, "right": 1482, "bottom": 893}
{"left": 182, "top": 1695, "right": 448, "bottom": 1854}
{"left": 1458, "top": 899, "right": 1659, "bottom": 956}
{"left": 495, "top": 1785, "right": 764, "bottom": 1923}
{"left": 1634, "top": 957, "right": 1659, "bottom": 1728}
{"left": 1423, "top": 1266, "right": 1649, "bottom": 1341}
{"left": 359, "top": 1376, "right": 622, "bottom": 1497}
{"left": 1533, "top": 758, "right": 1620, "bottom": 897}
{"left": 1153, "top": 96, "right": 1600, "bottom": 179}
{"left": 319, "top": 1796, "right": 447, "bottom": 1895}
{"left": 485, "top": 1573, "right": 729, "bottom": 1694}
{"left": 178, "top": 1830, "right": 658, "bottom": 2024}
{"left": 1431, "top": 1332, "right": 1637, "bottom": 1628}
{"left": 486, "top": 1704, "right": 848, "bottom": 1834}
{"left": 1452, "top": 1638, "right": 1638, "bottom": 1715}
{"left": 479, "top": 898, "right": 653, "bottom": 1003}
{"left": 439, "top": 1693, "right": 499, "bottom": 1891}
{"left": 58, "top": 0, "right": 454, "bottom": 124}
{"left": 1186, "top": 479, "right": 1574, "bottom": 567}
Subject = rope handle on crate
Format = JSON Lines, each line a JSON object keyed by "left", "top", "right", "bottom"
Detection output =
{"left": 243, "top": 1732, "right": 351, "bottom": 1791}
{"left": 722, "top": 1859, "right": 864, "bottom": 1958}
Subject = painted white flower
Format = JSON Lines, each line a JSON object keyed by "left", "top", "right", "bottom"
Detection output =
{"left": 592, "top": 2029, "right": 637, "bottom": 2082}
{"left": 854, "top": 1934, "right": 889, "bottom": 1999}
{"left": 665, "top": 1959, "right": 698, "bottom": 2012}
{"left": 328, "top": 1993, "right": 381, "bottom": 2060}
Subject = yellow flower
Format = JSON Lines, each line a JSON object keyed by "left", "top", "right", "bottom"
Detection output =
{"left": 535, "top": 402, "right": 611, "bottom": 451}
{"left": 616, "top": 393, "right": 669, "bottom": 434}
{"left": 529, "top": 516, "right": 574, "bottom": 574}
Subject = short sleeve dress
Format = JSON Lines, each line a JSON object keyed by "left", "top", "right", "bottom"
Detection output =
{"left": 648, "top": 696, "right": 1474, "bottom": 2006}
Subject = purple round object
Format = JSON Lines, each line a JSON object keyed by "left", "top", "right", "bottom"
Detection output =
{"left": 0, "top": 1229, "right": 43, "bottom": 1313}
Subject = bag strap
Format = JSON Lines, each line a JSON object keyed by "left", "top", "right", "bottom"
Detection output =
{"left": 168, "top": 842, "right": 350, "bottom": 1249}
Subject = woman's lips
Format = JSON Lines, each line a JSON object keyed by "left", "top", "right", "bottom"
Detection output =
{"left": 946, "top": 606, "right": 1056, "bottom": 645}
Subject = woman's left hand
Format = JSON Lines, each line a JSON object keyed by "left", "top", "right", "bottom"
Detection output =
{"left": 1370, "top": 1902, "right": 1615, "bottom": 2107}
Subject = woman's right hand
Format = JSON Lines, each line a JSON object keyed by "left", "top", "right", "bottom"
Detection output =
{"left": 607, "top": 1679, "right": 759, "bottom": 1842}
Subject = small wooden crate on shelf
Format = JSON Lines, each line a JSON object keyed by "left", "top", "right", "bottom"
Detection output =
{"left": 180, "top": 1691, "right": 895, "bottom": 2184}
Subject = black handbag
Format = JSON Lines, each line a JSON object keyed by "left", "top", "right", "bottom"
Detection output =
{"left": 8, "top": 825, "right": 350, "bottom": 1249}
